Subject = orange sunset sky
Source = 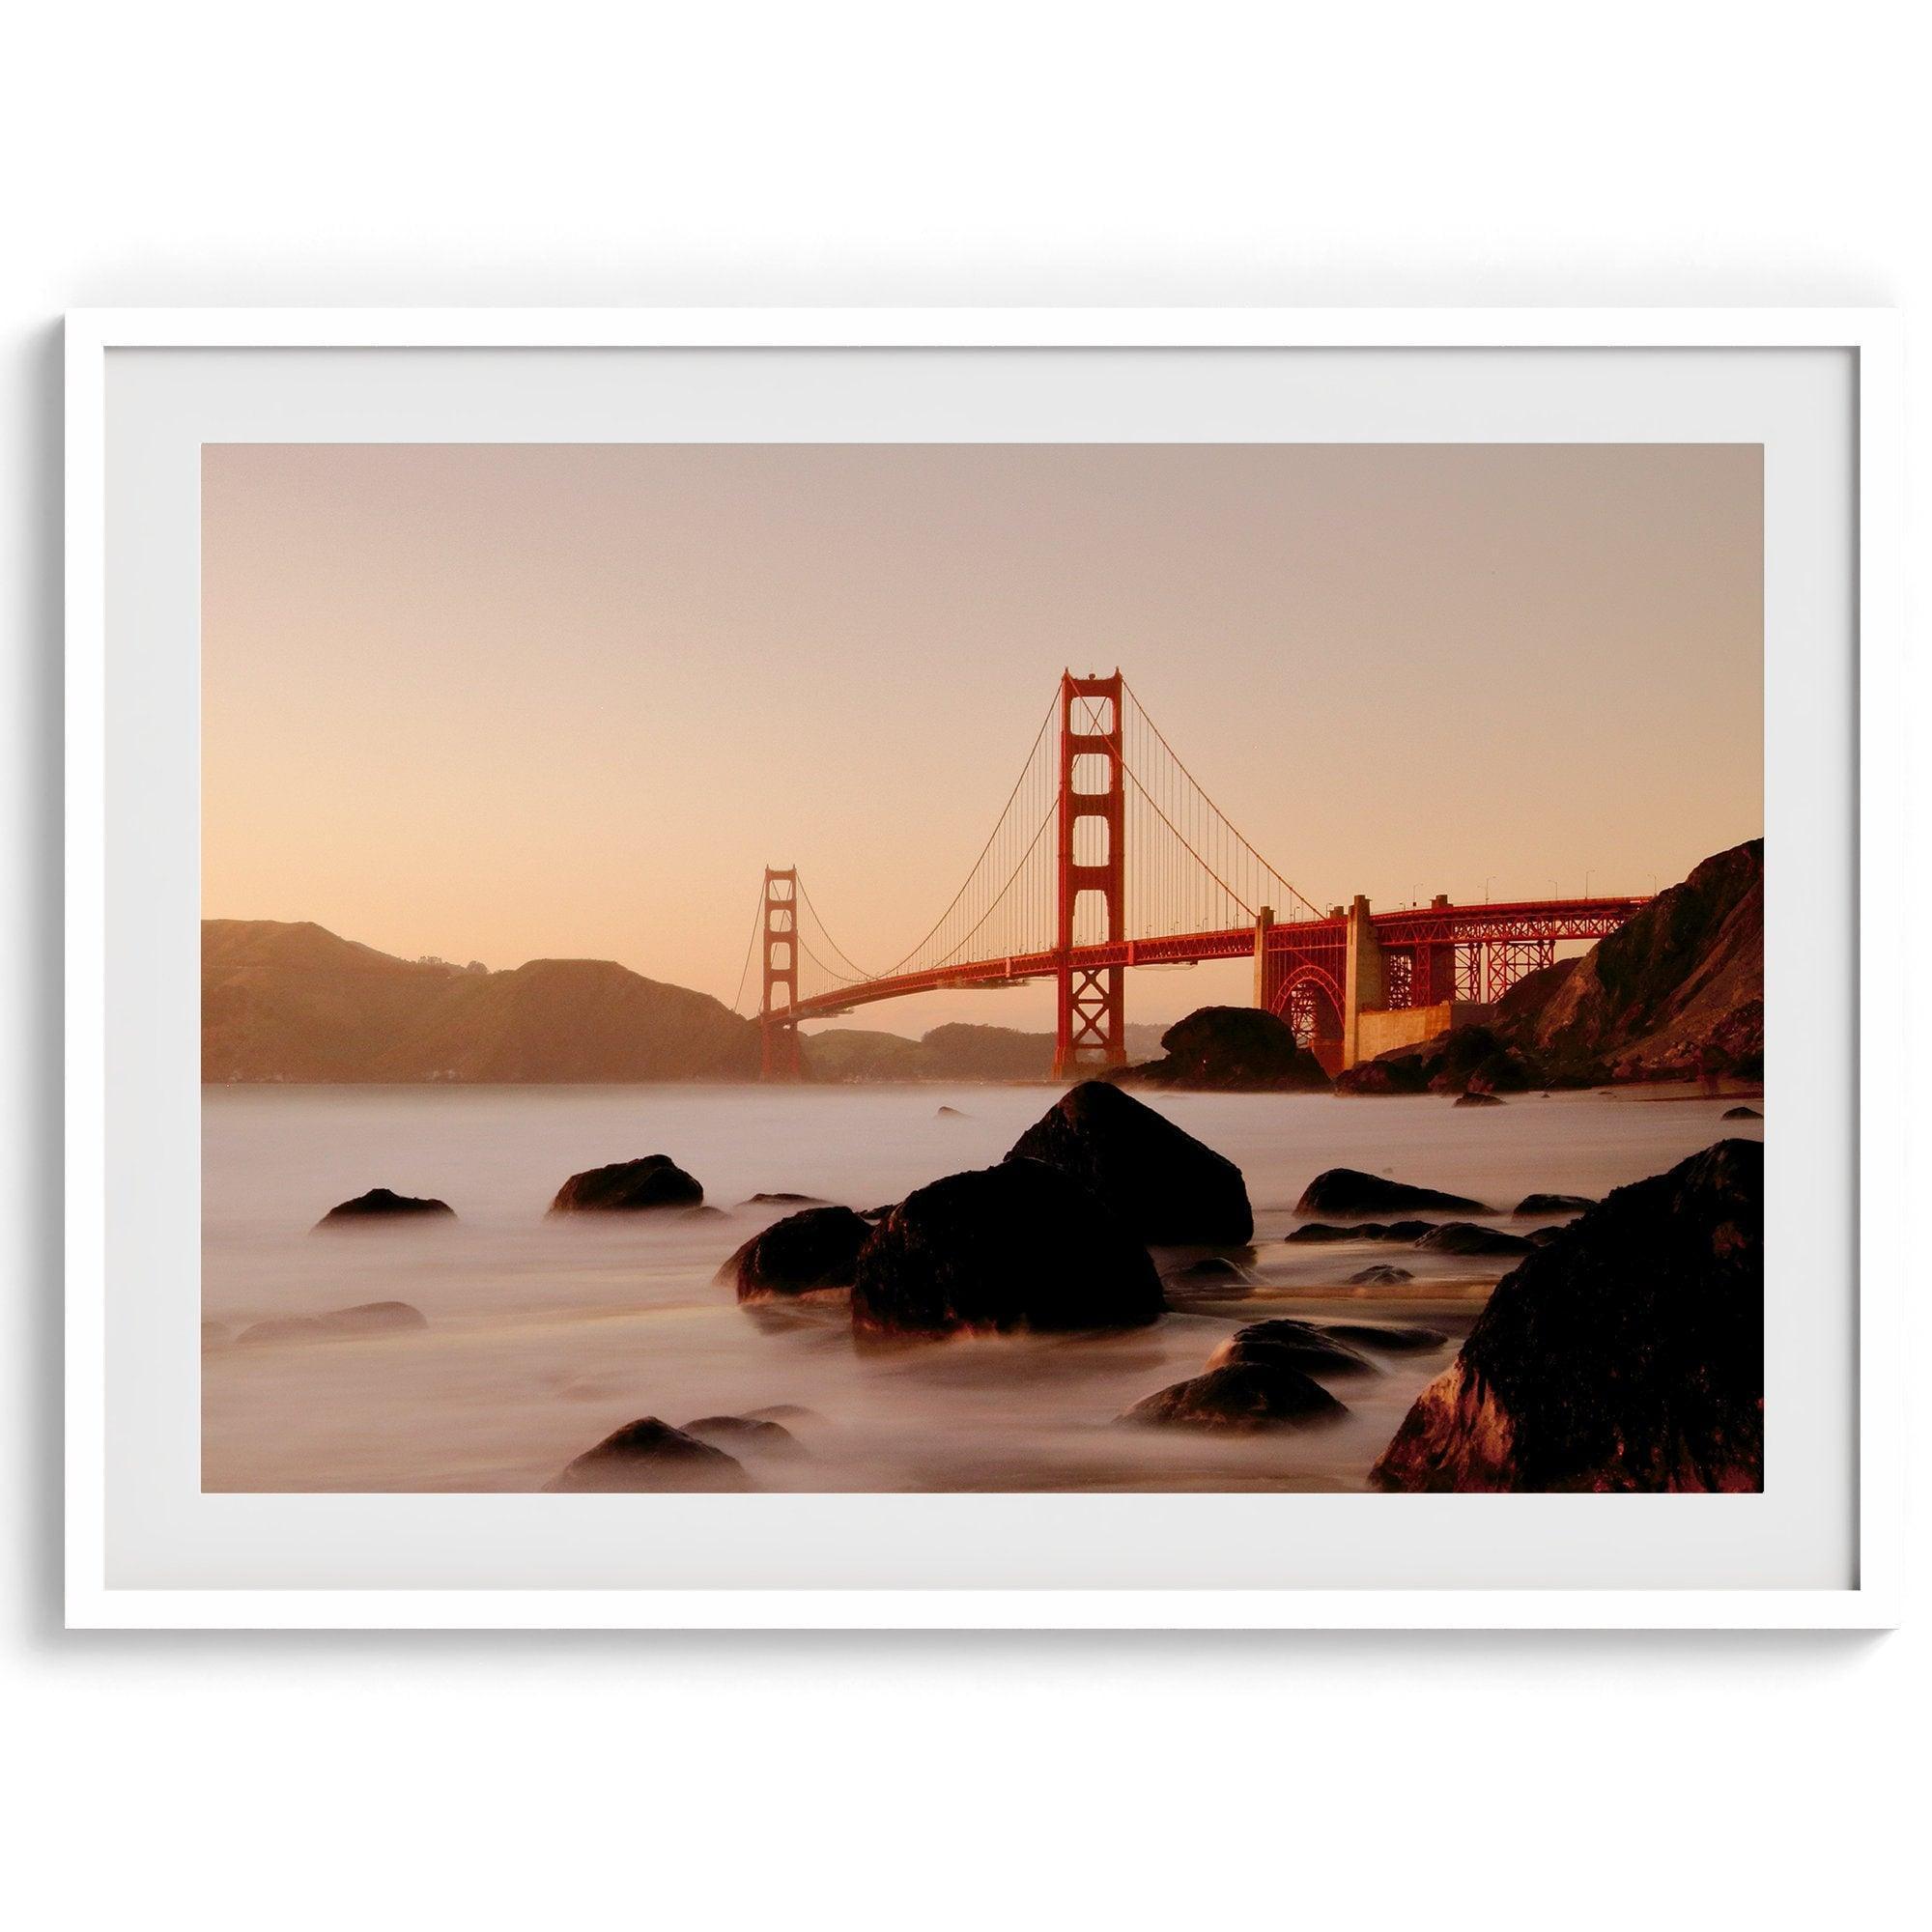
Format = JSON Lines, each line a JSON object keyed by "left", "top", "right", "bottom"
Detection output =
{"left": 202, "top": 442, "right": 1762, "bottom": 1035}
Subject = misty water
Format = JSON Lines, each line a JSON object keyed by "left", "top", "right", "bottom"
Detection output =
{"left": 202, "top": 1083, "right": 1761, "bottom": 1492}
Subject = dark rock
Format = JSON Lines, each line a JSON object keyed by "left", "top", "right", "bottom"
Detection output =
{"left": 1413, "top": 1222, "right": 1535, "bottom": 1258}
{"left": 1285, "top": 1221, "right": 1376, "bottom": 1244}
{"left": 1722, "top": 1105, "right": 1762, "bottom": 1121}
{"left": 546, "top": 1417, "right": 752, "bottom": 1492}
{"left": 716, "top": 1205, "right": 872, "bottom": 1300}
{"left": 312, "top": 1186, "right": 455, "bottom": 1230}
{"left": 743, "top": 1191, "right": 829, "bottom": 1206}
{"left": 1514, "top": 1192, "right": 1596, "bottom": 1217}
{"left": 1294, "top": 1169, "right": 1489, "bottom": 1217}
{"left": 1007, "top": 1080, "right": 1252, "bottom": 1244}
{"left": 1120, "top": 1006, "right": 1330, "bottom": 1092}
{"left": 1321, "top": 1321, "right": 1446, "bottom": 1352}
{"left": 1345, "top": 1265, "right": 1415, "bottom": 1286}
{"left": 744, "top": 1403, "right": 825, "bottom": 1427}
{"left": 1120, "top": 1364, "right": 1347, "bottom": 1432}
{"left": 237, "top": 1300, "right": 428, "bottom": 1345}
{"left": 860, "top": 1204, "right": 896, "bottom": 1221}
{"left": 1373, "top": 1139, "right": 1763, "bottom": 1492}
{"left": 681, "top": 1414, "right": 804, "bottom": 1457}
{"left": 936, "top": 1105, "right": 968, "bottom": 1118}
{"left": 1527, "top": 1227, "right": 1564, "bottom": 1246}
{"left": 1205, "top": 1319, "right": 1378, "bottom": 1378}
{"left": 851, "top": 1158, "right": 1165, "bottom": 1340}
{"left": 1453, "top": 1091, "right": 1505, "bottom": 1108}
{"left": 548, "top": 1154, "right": 703, "bottom": 1214}
{"left": 1378, "top": 1220, "right": 1432, "bottom": 1242}
{"left": 1332, "top": 1058, "right": 1430, "bottom": 1096}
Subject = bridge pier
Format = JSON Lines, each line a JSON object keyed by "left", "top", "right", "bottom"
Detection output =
{"left": 1342, "top": 895, "right": 1384, "bottom": 1071}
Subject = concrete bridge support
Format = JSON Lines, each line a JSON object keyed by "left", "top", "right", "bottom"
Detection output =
{"left": 1342, "top": 894, "right": 1384, "bottom": 1071}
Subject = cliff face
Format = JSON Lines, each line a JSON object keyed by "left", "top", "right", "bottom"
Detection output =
{"left": 1527, "top": 838, "right": 1763, "bottom": 1079}
{"left": 202, "top": 921, "right": 756, "bottom": 1082}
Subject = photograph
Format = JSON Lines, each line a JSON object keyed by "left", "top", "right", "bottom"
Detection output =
{"left": 199, "top": 438, "right": 1766, "bottom": 1498}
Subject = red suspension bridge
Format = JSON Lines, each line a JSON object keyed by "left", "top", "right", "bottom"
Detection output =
{"left": 737, "top": 672, "right": 1647, "bottom": 1082}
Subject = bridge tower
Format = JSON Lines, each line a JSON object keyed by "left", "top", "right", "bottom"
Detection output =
{"left": 1053, "top": 670, "right": 1126, "bottom": 1080}
{"left": 759, "top": 866, "right": 802, "bottom": 1081}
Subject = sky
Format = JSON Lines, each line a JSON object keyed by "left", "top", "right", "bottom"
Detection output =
{"left": 202, "top": 441, "right": 1762, "bottom": 1036}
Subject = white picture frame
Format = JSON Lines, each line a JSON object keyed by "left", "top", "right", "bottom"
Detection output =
{"left": 65, "top": 307, "right": 1904, "bottom": 1631}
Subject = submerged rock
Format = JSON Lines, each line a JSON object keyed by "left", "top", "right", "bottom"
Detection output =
{"left": 1321, "top": 1321, "right": 1446, "bottom": 1351}
{"left": 1513, "top": 1192, "right": 1596, "bottom": 1217}
{"left": 742, "top": 1191, "right": 829, "bottom": 1206}
{"left": 312, "top": 1186, "right": 455, "bottom": 1230}
{"left": 851, "top": 1158, "right": 1164, "bottom": 1340}
{"left": 936, "top": 1105, "right": 968, "bottom": 1118}
{"left": 1413, "top": 1221, "right": 1535, "bottom": 1258}
{"left": 548, "top": 1154, "right": 703, "bottom": 1214}
{"left": 681, "top": 1414, "right": 804, "bottom": 1458}
{"left": 546, "top": 1416, "right": 751, "bottom": 1492}
{"left": 1453, "top": 1091, "right": 1505, "bottom": 1108}
{"left": 1373, "top": 1139, "right": 1763, "bottom": 1492}
{"left": 1722, "top": 1105, "right": 1762, "bottom": 1121}
{"left": 716, "top": 1205, "right": 872, "bottom": 1300}
{"left": 1205, "top": 1319, "right": 1378, "bottom": 1378}
{"left": 1165, "top": 1256, "right": 1262, "bottom": 1287}
{"left": 1345, "top": 1265, "right": 1415, "bottom": 1287}
{"left": 1294, "top": 1169, "right": 1489, "bottom": 1217}
{"left": 1006, "top": 1080, "right": 1252, "bottom": 1244}
{"left": 236, "top": 1300, "right": 427, "bottom": 1345}
{"left": 1120, "top": 1364, "right": 1346, "bottom": 1432}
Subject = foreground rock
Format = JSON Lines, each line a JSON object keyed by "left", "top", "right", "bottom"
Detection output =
{"left": 1007, "top": 1080, "right": 1252, "bottom": 1244}
{"left": 1294, "top": 1168, "right": 1489, "bottom": 1217}
{"left": 1117, "top": 1007, "right": 1329, "bottom": 1093}
{"left": 852, "top": 1158, "right": 1164, "bottom": 1340}
{"left": 237, "top": 1300, "right": 427, "bottom": 1345}
{"left": 1121, "top": 1364, "right": 1346, "bottom": 1432}
{"left": 1373, "top": 1139, "right": 1763, "bottom": 1492}
{"left": 1206, "top": 1319, "right": 1377, "bottom": 1378}
{"left": 312, "top": 1186, "right": 455, "bottom": 1230}
{"left": 716, "top": 1205, "right": 872, "bottom": 1300}
{"left": 548, "top": 1154, "right": 703, "bottom": 1214}
{"left": 546, "top": 1417, "right": 752, "bottom": 1492}
{"left": 1514, "top": 1192, "right": 1595, "bottom": 1217}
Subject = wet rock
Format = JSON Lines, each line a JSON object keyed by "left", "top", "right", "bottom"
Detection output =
{"left": 1527, "top": 1227, "right": 1564, "bottom": 1247}
{"left": 716, "top": 1205, "right": 873, "bottom": 1300}
{"left": 548, "top": 1154, "right": 703, "bottom": 1214}
{"left": 312, "top": 1186, "right": 455, "bottom": 1230}
{"left": 1413, "top": 1221, "right": 1534, "bottom": 1258}
{"left": 1453, "top": 1091, "right": 1505, "bottom": 1108}
{"left": 1514, "top": 1192, "right": 1596, "bottom": 1217}
{"left": 851, "top": 1158, "right": 1164, "bottom": 1340}
{"left": 1205, "top": 1319, "right": 1378, "bottom": 1378}
{"left": 1119, "top": 1006, "right": 1330, "bottom": 1092}
{"left": 1120, "top": 1364, "right": 1346, "bottom": 1433}
{"left": 1294, "top": 1169, "right": 1489, "bottom": 1217}
{"left": 1722, "top": 1105, "right": 1762, "bottom": 1121}
{"left": 1321, "top": 1321, "right": 1446, "bottom": 1351}
{"left": 546, "top": 1417, "right": 752, "bottom": 1492}
{"left": 1373, "top": 1139, "right": 1764, "bottom": 1492}
{"left": 1345, "top": 1264, "right": 1415, "bottom": 1286}
{"left": 1007, "top": 1080, "right": 1252, "bottom": 1244}
{"left": 743, "top": 1191, "right": 829, "bottom": 1206}
{"left": 236, "top": 1300, "right": 428, "bottom": 1345}
{"left": 860, "top": 1204, "right": 896, "bottom": 1221}
{"left": 1378, "top": 1220, "right": 1432, "bottom": 1242}
{"left": 1285, "top": 1222, "right": 1375, "bottom": 1244}
{"left": 681, "top": 1414, "right": 804, "bottom": 1457}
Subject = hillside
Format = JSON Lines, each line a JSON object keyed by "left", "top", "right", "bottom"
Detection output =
{"left": 802, "top": 1020, "right": 1169, "bottom": 1083}
{"left": 203, "top": 921, "right": 756, "bottom": 1082}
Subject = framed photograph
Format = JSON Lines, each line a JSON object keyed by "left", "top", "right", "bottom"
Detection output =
{"left": 66, "top": 309, "right": 1902, "bottom": 1629}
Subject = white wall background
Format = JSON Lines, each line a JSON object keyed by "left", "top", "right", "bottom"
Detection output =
{"left": 3, "top": 5, "right": 1923, "bottom": 1927}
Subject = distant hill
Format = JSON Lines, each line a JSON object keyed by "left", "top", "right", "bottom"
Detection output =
{"left": 802, "top": 1019, "right": 1168, "bottom": 1083}
{"left": 202, "top": 920, "right": 757, "bottom": 1082}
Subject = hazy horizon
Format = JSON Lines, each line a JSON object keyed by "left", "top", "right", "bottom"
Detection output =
{"left": 203, "top": 441, "right": 1762, "bottom": 1036}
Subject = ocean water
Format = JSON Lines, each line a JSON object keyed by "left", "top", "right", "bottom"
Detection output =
{"left": 201, "top": 1082, "right": 1761, "bottom": 1492}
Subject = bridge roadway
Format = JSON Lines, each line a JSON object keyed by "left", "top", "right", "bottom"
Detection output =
{"left": 781, "top": 894, "right": 1650, "bottom": 1036}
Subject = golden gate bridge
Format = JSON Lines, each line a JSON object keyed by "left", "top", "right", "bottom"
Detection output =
{"left": 735, "top": 671, "right": 1647, "bottom": 1082}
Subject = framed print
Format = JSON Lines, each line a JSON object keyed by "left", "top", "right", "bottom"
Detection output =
{"left": 65, "top": 308, "right": 1903, "bottom": 1629}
